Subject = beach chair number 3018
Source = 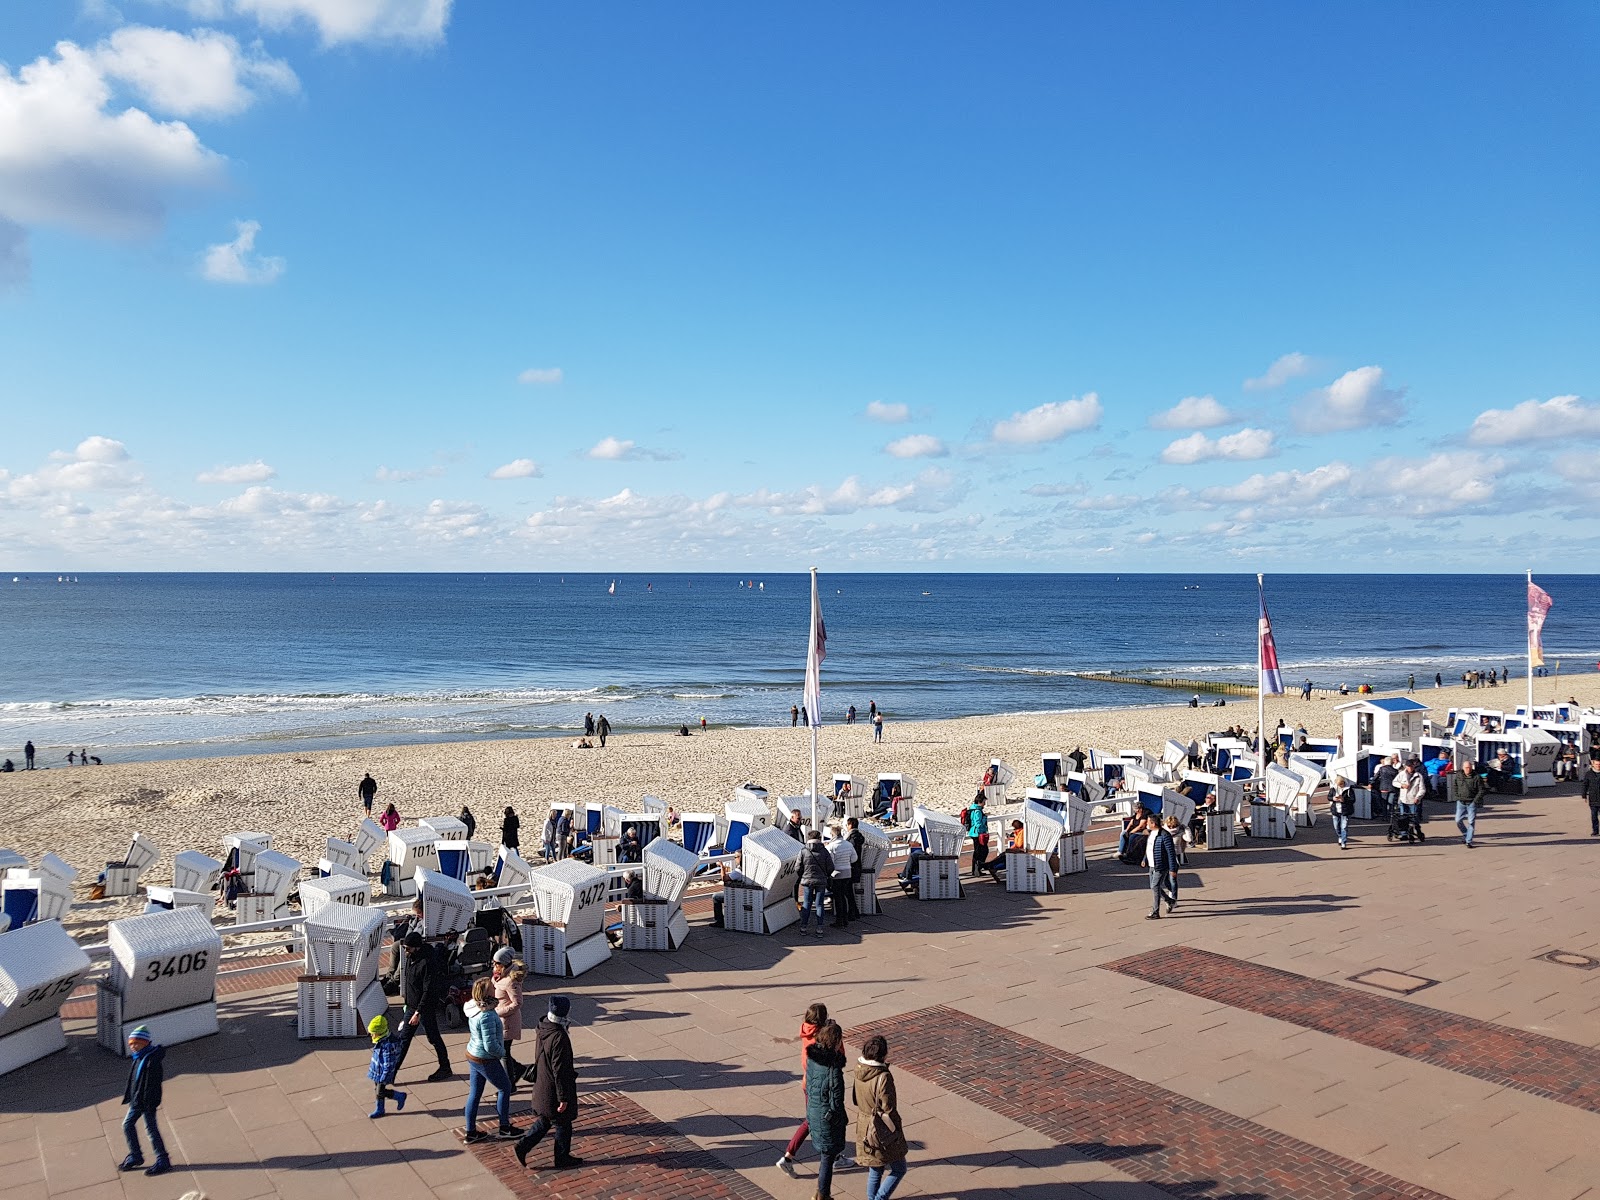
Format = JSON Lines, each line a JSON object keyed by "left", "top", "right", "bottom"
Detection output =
{"left": 143, "top": 951, "right": 209, "bottom": 982}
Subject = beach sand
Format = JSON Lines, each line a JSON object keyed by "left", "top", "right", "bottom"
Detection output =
{"left": 6, "top": 674, "right": 1594, "bottom": 940}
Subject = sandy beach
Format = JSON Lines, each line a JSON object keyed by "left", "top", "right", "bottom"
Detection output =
{"left": 6, "top": 674, "right": 1595, "bottom": 939}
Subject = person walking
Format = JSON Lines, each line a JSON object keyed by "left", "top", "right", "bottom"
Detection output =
{"left": 1398, "top": 758, "right": 1427, "bottom": 844}
{"left": 799, "top": 830, "right": 832, "bottom": 937}
{"left": 1584, "top": 756, "right": 1600, "bottom": 837}
{"left": 1145, "top": 812, "right": 1179, "bottom": 919}
{"left": 24, "top": 740, "right": 35, "bottom": 769}
{"left": 853, "top": 1034, "right": 909, "bottom": 1200}
{"left": 458, "top": 805, "right": 477, "bottom": 840}
{"left": 379, "top": 802, "right": 401, "bottom": 833}
{"left": 359, "top": 772, "right": 378, "bottom": 814}
{"left": 556, "top": 807, "right": 573, "bottom": 859}
{"left": 825, "top": 824, "right": 857, "bottom": 928}
{"left": 541, "top": 808, "right": 558, "bottom": 862}
{"left": 776, "top": 1001, "right": 830, "bottom": 1177}
{"left": 395, "top": 931, "right": 453, "bottom": 1081}
{"left": 806, "top": 1021, "right": 849, "bottom": 1200}
{"left": 513, "top": 996, "right": 583, "bottom": 1169}
{"left": 584, "top": 712, "right": 595, "bottom": 737}
{"left": 365, "top": 1015, "right": 408, "bottom": 1118}
{"left": 872, "top": 712, "right": 884, "bottom": 743}
{"left": 460, "top": 977, "right": 518, "bottom": 1142}
{"left": 1451, "top": 760, "right": 1485, "bottom": 848}
{"left": 965, "top": 796, "right": 990, "bottom": 877}
{"left": 500, "top": 805, "right": 520, "bottom": 852}
{"left": 596, "top": 714, "right": 610, "bottom": 747}
{"left": 1329, "top": 774, "right": 1355, "bottom": 849}
{"left": 492, "top": 947, "right": 527, "bottom": 1082}
{"left": 791, "top": 704, "right": 800, "bottom": 728}
{"left": 118, "top": 1026, "right": 172, "bottom": 1176}
{"left": 1372, "top": 754, "right": 1400, "bottom": 820}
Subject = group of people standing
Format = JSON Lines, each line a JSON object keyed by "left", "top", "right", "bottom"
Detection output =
{"left": 794, "top": 700, "right": 886, "bottom": 741}
{"left": 775, "top": 1001, "right": 910, "bottom": 1200}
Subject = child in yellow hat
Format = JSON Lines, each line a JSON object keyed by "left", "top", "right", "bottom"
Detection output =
{"left": 367, "top": 1014, "right": 408, "bottom": 1118}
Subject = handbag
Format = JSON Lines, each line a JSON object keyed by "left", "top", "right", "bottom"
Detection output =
{"left": 865, "top": 1108, "right": 907, "bottom": 1160}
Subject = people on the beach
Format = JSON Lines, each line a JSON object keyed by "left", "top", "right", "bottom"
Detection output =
{"left": 853, "top": 1033, "right": 909, "bottom": 1200}
{"left": 847, "top": 704, "right": 857, "bottom": 724}
{"left": 777, "top": 1001, "right": 830, "bottom": 1177}
{"left": 24, "top": 740, "right": 35, "bottom": 769}
{"left": 513, "top": 995, "right": 583, "bottom": 1169}
{"left": 873, "top": 711, "right": 884, "bottom": 743}
{"left": 359, "top": 772, "right": 378, "bottom": 813}
{"left": 596, "top": 714, "right": 610, "bottom": 747}
{"left": 805, "top": 1021, "right": 849, "bottom": 1200}
{"left": 964, "top": 796, "right": 989, "bottom": 876}
{"left": 366, "top": 1015, "right": 408, "bottom": 1118}
{"left": 461, "top": 977, "right": 517, "bottom": 1143}
{"left": 791, "top": 704, "right": 800, "bottom": 727}
{"left": 500, "top": 805, "right": 520, "bottom": 851}
{"left": 846, "top": 817, "right": 865, "bottom": 914}
{"left": 119, "top": 1026, "right": 172, "bottom": 1175}
{"left": 459, "top": 805, "right": 476, "bottom": 840}
{"left": 379, "top": 802, "right": 401, "bottom": 833}
{"left": 584, "top": 712, "right": 595, "bottom": 737}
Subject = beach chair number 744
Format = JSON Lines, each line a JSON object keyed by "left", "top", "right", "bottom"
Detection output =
{"left": 143, "top": 951, "right": 209, "bottom": 982}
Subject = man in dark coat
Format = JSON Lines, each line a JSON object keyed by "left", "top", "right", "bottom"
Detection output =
{"left": 395, "top": 931, "right": 452, "bottom": 1080}
{"left": 119, "top": 1026, "right": 171, "bottom": 1175}
{"left": 359, "top": 772, "right": 378, "bottom": 813}
{"left": 595, "top": 714, "right": 611, "bottom": 747}
{"left": 1145, "top": 814, "right": 1179, "bottom": 919}
{"left": 514, "top": 996, "right": 583, "bottom": 1169}
{"left": 845, "top": 817, "right": 865, "bottom": 920}
{"left": 1585, "top": 756, "right": 1600, "bottom": 837}
{"left": 1451, "top": 760, "right": 1486, "bottom": 847}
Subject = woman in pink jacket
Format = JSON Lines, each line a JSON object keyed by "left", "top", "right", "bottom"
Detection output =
{"left": 379, "top": 802, "right": 401, "bottom": 833}
{"left": 492, "top": 948, "right": 527, "bottom": 1083}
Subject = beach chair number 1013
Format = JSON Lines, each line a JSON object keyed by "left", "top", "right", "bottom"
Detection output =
{"left": 143, "top": 951, "right": 209, "bottom": 981}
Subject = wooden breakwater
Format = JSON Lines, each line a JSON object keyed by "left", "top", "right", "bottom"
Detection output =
{"left": 1073, "top": 672, "right": 1341, "bottom": 699}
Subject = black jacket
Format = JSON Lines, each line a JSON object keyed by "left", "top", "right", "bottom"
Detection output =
{"left": 1583, "top": 770, "right": 1600, "bottom": 806}
{"left": 501, "top": 812, "right": 520, "bottom": 849}
{"left": 123, "top": 1044, "right": 165, "bottom": 1111}
{"left": 846, "top": 830, "right": 864, "bottom": 881}
{"left": 1373, "top": 764, "right": 1399, "bottom": 795}
{"left": 402, "top": 942, "right": 444, "bottom": 1011}
{"left": 530, "top": 1017, "right": 578, "bottom": 1120}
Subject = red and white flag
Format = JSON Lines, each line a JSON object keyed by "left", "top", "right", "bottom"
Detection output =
{"left": 802, "top": 569, "right": 827, "bottom": 726}
{"left": 1528, "top": 579, "right": 1554, "bottom": 668}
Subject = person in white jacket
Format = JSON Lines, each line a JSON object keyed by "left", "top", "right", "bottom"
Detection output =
{"left": 824, "top": 825, "right": 857, "bottom": 929}
{"left": 1397, "top": 759, "right": 1427, "bottom": 845}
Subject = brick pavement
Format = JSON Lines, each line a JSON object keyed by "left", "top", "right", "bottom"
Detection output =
{"left": 858, "top": 1004, "right": 1453, "bottom": 1200}
{"left": 1101, "top": 945, "right": 1600, "bottom": 1116}
{"left": 461, "top": 1090, "right": 775, "bottom": 1200}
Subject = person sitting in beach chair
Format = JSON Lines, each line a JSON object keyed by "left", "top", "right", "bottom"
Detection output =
{"left": 1116, "top": 806, "right": 1150, "bottom": 866}
{"left": 986, "top": 820, "right": 1025, "bottom": 883}
{"left": 896, "top": 846, "right": 924, "bottom": 894}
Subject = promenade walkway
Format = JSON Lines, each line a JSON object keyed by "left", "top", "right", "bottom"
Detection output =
{"left": 5, "top": 786, "right": 1599, "bottom": 1200}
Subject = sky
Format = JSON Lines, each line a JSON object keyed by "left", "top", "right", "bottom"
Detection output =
{"left": 1, "top": 1, "right": 1597, "bottom": 572}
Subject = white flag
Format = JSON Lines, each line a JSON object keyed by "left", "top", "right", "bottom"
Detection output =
{"left": 802, "top": 569, "right": 827, "bottom": 726}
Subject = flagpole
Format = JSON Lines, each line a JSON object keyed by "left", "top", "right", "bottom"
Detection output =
{"left": 1257, "top": 572, "right": 1267, "bottom": 780}
{"left": 1527, "top": 568, "right": 1535, "bottom": 719}
{"left": 809, "top": 567, "right": 820, "bottom": 832}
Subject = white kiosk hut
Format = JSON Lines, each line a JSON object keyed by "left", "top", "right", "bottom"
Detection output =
{"left": 622, "top": 837, "right": 698, "bottom": 951}
{"left": 852, "top": 821, "right": 891, "bottom": 914}
{"left": 913, "top": 807, "right": 964, "bottom": 900}
{"left": 297, "top": 900, "right": 387, "bottom": 1039}
{"left": 522, "top": 859, "right": 611, "bottom": 977}
{"left": 102, "top": 834, "right": 160, "bottom": 898}
{"left": 1339, "top": 697, "right": 1428, "bottom": 758}
{"left": 97, "top": 907, "right": 222, "bottom": 1054}
{"left": 416, "top": 868, "right": 475, "bottom": 939}
{"left": 0, "top": 920, "right": 92, "bottom": 1075}
{"left": 1004, "top": 800, "right": 1065, "bottom": 893}
{"left": 720, "top": 826, "right": 803, "bottom": 934}
{"left": 384, "top": 827, "right": 439, "bottom": 898}
{"left": 235, "top": 849, "right": 299, "bottom": 924}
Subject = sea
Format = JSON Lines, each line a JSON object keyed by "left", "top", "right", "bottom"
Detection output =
{"left": 2, "top": 573, "right": 1595, "bottom": 764}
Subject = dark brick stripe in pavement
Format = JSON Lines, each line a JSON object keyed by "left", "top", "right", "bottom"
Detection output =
{"left": 459, "top": 1089, "right": 775, "bottom": 1200}
{"left": 858, "top": 1004, "right": 1449, "bottom": 1200}
{"left": 1102, "top": 945, "right": 1600, "bottom": 1116}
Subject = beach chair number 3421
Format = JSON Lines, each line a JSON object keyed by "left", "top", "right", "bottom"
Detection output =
{"left": 143, "top": 951, "right": 209, "bottom": 981}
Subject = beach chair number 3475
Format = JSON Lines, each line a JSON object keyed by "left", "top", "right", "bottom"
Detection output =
{"left": 143, "top": 951, "right": 209, "bottom": 981}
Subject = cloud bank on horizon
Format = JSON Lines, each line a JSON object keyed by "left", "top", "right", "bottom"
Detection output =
{"left": 0, "top": 4, "right": 1594, "bottom": 571}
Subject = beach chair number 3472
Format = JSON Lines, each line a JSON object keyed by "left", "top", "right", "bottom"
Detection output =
{"left": 143, "top": 951, "right": 209, "bottom": 981}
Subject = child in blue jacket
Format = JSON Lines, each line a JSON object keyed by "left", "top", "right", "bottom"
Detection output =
{"left": 367, "top": 1014, "right": 409, "bottom": 1118}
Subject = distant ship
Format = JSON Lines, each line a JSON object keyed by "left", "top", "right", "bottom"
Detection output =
{"left": 608, "top": 580, "right": 616, "bottom": 595}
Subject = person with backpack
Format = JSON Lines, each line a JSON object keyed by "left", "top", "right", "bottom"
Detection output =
{"left": 514, "top": 996, "right": 583, "bottom": 1169}
{"left": 395, "top": 930, "right": 453, "bottom": 1081}
{"left": 964, "top": 796, "right": 990, "bottom": 877}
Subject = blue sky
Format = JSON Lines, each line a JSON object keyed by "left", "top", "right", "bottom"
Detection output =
{"left": 1, "top": 1, "right": 1597, "bottom": 571}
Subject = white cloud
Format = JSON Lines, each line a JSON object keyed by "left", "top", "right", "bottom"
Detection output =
{"left": 1160, "top": 427, "right": 1277, "bottom": 465}
{"left": 991, "top": 393, "right": 1102, "bottom": 445}
{"left": 196, "top": 459, "right": 275, "bottom": 484}
{"left": 1293, "top": 366, "right": 1405, "bottom": 433}
{"left": 1149, "top": 395, "right": 1233, "bottom": 430}
{"left": 7, "top": 435, "right": 142, "bottom": 497}
{"left": 739, "top": 468, "right": 966, "bottom": 517}
{"left": 201, "top": 219, "right": 285, "bottom": 284}
{"left": 1022, "top": 481, "right": 1088, "bottom": 497}
{"left": 94, "top": 25, "right": 297, "bottom": 118}
{"left": 229, "top": 0, "right": 453, "bottom": 45}
{"left": 517, "top": 367, "right": 562, "bottom": 386}
{"left": 0, "top": 37, "right": 225, "bottom": 241}
{"left": 1200, "top": 462, "right": 1354, "bottom": 510}
{"left": 884, "top": 434, "right": 947, "bottom": 459}
{"left": 73, "top": 435, "right": 129, "bottom": 464}
{"left": 865, "top": 400, "right": 910, "bottom": 423}
{"left": 586, "top": 436, "right": 678, "bottom": 462}
{"left": 373, "top": 465, "right": 444, "bottom": 482}
{"left": 488, "top": 458, "right": 541, "bottom": 480}
{"left": 1073, "top": 493, "right": 1144, "bottom": 512}
{"left": 1468, "top": 395, "right": 1600, "bottom": 446}
{"left": 1244, "top": 352, "right": 1316, "bottom": 391}
{"left": 1196, "top": 451, "right": 1502, "bottom": 519}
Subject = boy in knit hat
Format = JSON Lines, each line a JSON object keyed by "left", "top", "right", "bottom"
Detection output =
{"left": 366, "top": 1014, "right": 409, "bottom": 1118}
{"left": 120, "top": 1026, "right": 171, "bottom": 1176}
